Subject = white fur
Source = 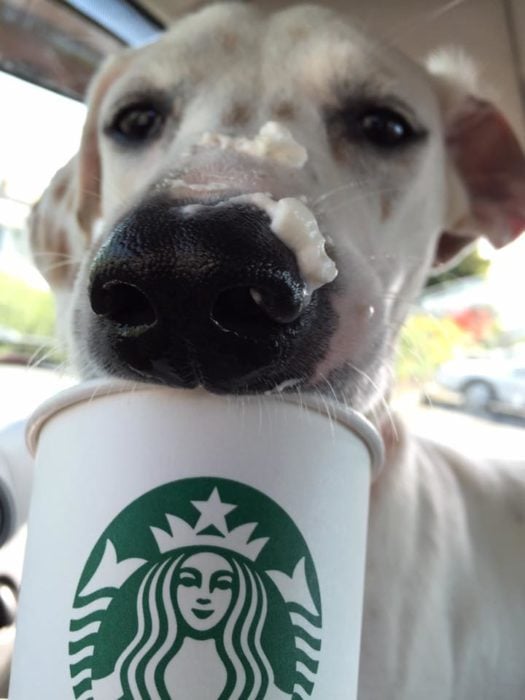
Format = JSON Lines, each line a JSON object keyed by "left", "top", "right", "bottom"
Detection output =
{"left": 28, "top": 4, "right": 525, "bottom": 698}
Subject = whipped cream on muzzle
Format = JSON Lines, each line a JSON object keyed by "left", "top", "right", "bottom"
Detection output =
{"left": 174, "top": 121, "right": 338, "bottom": 295}
{"left": 230, "top": 193, "right": 338, "bottom": 296}
{"left": 199, "top": 121, "right": 308, "bottom": 169}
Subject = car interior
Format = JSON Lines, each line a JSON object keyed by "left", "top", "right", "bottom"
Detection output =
{"left": 0, "top": 0, "right": 524, "bottom": 697}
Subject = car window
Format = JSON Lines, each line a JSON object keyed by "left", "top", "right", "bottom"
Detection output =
{"left": 0, "top": 71, "right": 85, "bottom": 373}
{"left": 396, "top": 238, "right": 525, "bottom": 458}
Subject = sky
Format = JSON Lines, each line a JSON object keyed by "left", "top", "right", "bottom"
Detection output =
{"left": 0, "top": 71, "right": 86, "bottom": 206}
{"left": 0, "top": 71, "right": 85, "bottom": 287}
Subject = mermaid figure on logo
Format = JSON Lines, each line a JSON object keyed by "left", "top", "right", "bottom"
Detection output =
{"left": 73, "top": 486, "right": 321, "bottom": 700}
{"left": 95, "top": 547, "right": 289, "bottom": 699}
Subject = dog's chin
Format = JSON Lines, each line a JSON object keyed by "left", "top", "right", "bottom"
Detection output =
{"left": 79, "top": 350, "right": 314, "bottom": 396}
{"left": 91, "top": 365, "right": 306, "bottom": 396}
{"left": 76, "top": 347, "right": 385, "bottom": 412}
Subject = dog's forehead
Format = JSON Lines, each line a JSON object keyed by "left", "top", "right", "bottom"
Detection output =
{"left": 104, "top": 3, "right": 437, "bottom": 121}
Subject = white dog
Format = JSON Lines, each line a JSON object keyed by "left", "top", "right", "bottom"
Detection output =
{"left": 29, "top": 3, "right": 525, "bottom": 698}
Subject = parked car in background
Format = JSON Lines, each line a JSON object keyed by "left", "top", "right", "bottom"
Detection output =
{"left": 433, "top": 356, "right": 525, "bottom": 414}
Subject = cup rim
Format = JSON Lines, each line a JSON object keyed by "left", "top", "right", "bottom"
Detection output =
{"left": 26, "top": 379, "right": 384, "bottom": 476}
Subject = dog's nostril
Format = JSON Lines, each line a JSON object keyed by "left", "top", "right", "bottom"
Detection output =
{"left": 249, "top": 287, "right": 306, "bottom": 324}
{"left": 91, "top": 281, "right": 157, "bottom": 330}
{"left": 211, "top": 287, "right": 273, "bottom": 336}
{"left": 211, "top": 286, "right": 304, "bottom": 337}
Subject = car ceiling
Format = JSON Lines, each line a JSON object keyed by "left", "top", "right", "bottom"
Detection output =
{"left": 1, "top": 0, "right": 524, "bottom": 142}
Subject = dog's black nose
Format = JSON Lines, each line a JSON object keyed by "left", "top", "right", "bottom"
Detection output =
{"left": 90, "top": 201, "right": 305, "bottom": 334}
{"left": 88, "top": 195, "right": 332, "bottom": 392}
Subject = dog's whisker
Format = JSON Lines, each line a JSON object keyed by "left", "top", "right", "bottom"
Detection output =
{"left": 344, "top": 361, "right": 398, "bottom": 441}
{"left": 36, "top": 259, "right": 81, "bottom": 274}
{"left": 314, "top": 187, "right": 404, "bottom": 218}
{"left": 314, "top": 373, "right": 350, "bottom": 435}
{"left": 379, "top": 0, "right": 471, "bottom": 47}
{"left": 26, "top": 341, "right": 63, "bottom": 371}
{"left": 32, "top": 251, "right": 77, "bottom": 262}
{"left": 312, "top": 179, "right": 376, "bottom": 206}
{"left": 428, "top": 0, "right": 470, "bottom": 20}
{"left": 79, "top": 179, "right": 128, "bottom": 211}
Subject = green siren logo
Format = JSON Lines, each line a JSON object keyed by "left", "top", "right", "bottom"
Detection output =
{"left": 69, "top": 478, "right": 322, "bottom": 699}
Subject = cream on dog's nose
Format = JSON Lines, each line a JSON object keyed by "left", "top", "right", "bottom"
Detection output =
{"left": 87, "top": 194, "right": 335, "bottom": 392}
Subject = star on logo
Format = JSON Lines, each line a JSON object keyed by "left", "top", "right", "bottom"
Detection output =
{"left": 191, "top": 487, "right": 236, "bottom": 536}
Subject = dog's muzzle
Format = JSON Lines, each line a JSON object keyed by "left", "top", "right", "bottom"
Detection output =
{"left": 88, "top": 195, "right": 335, "bottom": 392}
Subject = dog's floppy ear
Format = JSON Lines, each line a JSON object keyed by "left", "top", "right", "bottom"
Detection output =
{"left": 30, "top": 53, "right": 129, "bottom": 290}
{"left": 75, "top": 53, "right": 130, "bottom": 235}
{"left": 427, "top": 50, "right": 525, "bottom": 265}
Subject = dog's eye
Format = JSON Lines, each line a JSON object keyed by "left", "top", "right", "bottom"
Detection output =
{"left": 358, "top": 108, "right": 416, "bottom": 148}
{"left": 108, "top": 103, "right": 165, "bottom": 144}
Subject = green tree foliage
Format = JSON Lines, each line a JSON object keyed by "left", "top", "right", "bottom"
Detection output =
{"left": 426, "top": 248, "right": 490, "bottom": 288}
{"left": 395, "top": 313, "right": 471, "bottom": 384}
{"left": 0, "top": 272, "right": 55, "bottom": 338}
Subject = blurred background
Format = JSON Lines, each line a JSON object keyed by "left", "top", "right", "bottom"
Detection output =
{"left": 0, "top": 0, "right": 524, "bottom": 689}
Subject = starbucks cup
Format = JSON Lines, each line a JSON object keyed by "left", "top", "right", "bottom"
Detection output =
{"left": 10, "top": 381, "right": 383, "bottom": 700}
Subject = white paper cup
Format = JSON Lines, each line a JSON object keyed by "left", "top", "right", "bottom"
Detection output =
{"left": 10, "top": 381, "right": 383, "bottom": 700}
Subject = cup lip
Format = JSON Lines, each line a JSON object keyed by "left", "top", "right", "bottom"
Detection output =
{"left": 26, "top": 379, "right": 384, "bottom": 476}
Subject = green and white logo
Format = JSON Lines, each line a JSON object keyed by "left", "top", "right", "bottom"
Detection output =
{"left": 69, "top": 478, "right": 322, "bottom": 699}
